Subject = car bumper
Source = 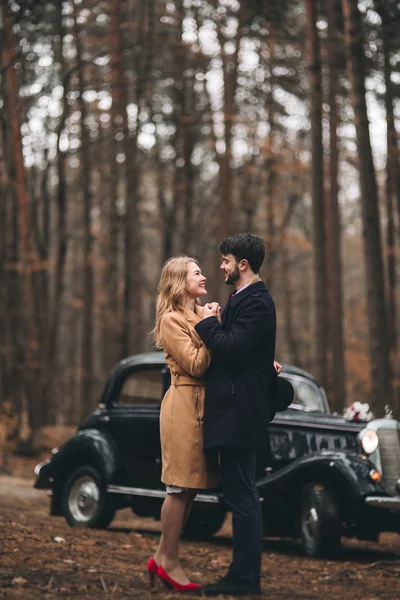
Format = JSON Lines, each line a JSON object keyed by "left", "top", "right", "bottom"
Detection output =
{"left": 365, "top": 495, "right": 400, "bottom": 511}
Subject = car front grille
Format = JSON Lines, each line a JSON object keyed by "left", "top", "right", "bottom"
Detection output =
{"left": 377, "top": 427, "right": 400, "bottom": 495}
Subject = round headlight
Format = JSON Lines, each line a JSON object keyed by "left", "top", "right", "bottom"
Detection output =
{"left": 360, "top": 429, "right": 379, "bottom": 455}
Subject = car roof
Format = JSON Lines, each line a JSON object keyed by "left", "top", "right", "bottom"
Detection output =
{"left": 115, "top": 352, "right": 321, "bottom": 386}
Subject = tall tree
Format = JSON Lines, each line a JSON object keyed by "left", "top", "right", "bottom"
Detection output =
{"left": 0, "top": 0, "right": 43, "bottom": 450}
{"left": 326, "top": 0, "right": 346, "bottom": 413}
{"left": 45, "top": 1, "right": 69, "bottom": 397}
{"left": 122, "top": 0, "right": 155, "bottom": 356}
{"left": 103, "top": 0, "right": 125, "bottom": 367}
{"left": 375, "top": 0, "right": 398, "bottom": 355}
{"left": 0, "top": 99, "right": 16, "bottom": 415}
{"left": 341, "top": 0, "right": 393, "bottom": 413}
{"left": 305, "top": 0, "right": 328, "bottom": 389}
{"left": 72, "top": 0, "right": 94, "bottom": 418}
{"left": 214, "top": 0, "right": 245, "bottom": 243}
{"left": 282, "top": 242, "right": 301, "bottom": 367}
{"left": 264, "top": 20, "right": 278, "bottom": 287}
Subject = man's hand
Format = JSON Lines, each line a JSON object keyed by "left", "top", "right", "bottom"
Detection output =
{"left": 203, "top": 302, "right": 221, "bottom": 322}
{"left": 274, "top": 360, "right": 282, "bottom": 375}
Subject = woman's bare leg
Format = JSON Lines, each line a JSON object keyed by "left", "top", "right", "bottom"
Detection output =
{"left": 182, "top": 490, "right": 197, "bottom": 531}
{"left": 153, "top": 491, "right": 194, "bottom": 584}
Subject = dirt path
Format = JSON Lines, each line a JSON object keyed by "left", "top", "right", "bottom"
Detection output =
{"left": 0, "top": 474, "right": 399, "bottom": 599}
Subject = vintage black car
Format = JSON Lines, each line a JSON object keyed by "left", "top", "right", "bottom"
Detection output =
{"left": 34, "top": 352, "right": 400, "bottom": 557}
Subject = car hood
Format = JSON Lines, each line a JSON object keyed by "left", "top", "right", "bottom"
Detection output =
{"left": 272, "top": 408, "right": 366, "bottom": 432}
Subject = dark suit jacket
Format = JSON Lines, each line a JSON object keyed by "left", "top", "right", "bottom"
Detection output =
{"left": 195, "top": 281, "right": 276, "bottom": 451}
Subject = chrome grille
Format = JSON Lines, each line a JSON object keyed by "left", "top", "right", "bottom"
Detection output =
{"left": 377, "top": 426, "right": 400, "bottom": 495}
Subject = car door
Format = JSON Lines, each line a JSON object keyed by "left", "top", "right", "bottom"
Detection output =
{"left": 107, "top": 365, "right": 167, "bottom": 489}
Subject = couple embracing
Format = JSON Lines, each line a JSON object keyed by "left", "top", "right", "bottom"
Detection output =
{"left": 148, "top": 233, "right": 280, "bottom": 596}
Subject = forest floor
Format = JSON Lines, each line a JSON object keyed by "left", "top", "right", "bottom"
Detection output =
{"left": 0, "top": 453, "right": 399, "bottom": 600}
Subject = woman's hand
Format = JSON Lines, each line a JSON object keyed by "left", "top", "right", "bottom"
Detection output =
{"left": 274, "top": 360, "right": 282, "bottom": 375}
{"left": 203, "top": 302, "right": 221, "bottom": 323}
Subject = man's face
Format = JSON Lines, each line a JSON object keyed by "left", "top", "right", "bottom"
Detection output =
{"left": 220, "top": 254, "right": 240, "bottom": 285}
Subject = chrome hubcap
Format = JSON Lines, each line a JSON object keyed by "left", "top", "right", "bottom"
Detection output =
{"left": 68, "top": 476, "right": 100, "bottom": 522}
{"left": 305, "top": 506, "right": 319, "bottom": 537}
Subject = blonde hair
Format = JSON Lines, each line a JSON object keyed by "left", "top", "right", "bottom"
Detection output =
{"left": 153, "top": 256, "right": 200, "bottom": 349}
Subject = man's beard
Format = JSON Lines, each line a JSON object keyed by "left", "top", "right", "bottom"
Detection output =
{"left": 224, "top": 264, "right": 240, "bottom": 285}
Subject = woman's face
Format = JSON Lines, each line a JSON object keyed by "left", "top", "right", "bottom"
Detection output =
{"left": 186, "top": 262, "right": 207, "bottom": 299}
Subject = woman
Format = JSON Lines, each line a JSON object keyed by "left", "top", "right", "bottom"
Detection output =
{"left": 148, "top": 256, "right": 220, "bottom": 592}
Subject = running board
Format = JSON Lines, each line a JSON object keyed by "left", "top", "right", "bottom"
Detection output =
{"left": 107, "top": 485, "right": 220, "bottom": 504}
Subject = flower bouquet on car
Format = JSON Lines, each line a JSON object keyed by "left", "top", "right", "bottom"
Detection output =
{"left": 343, "top": 401, "right": 374, "bottom": 423}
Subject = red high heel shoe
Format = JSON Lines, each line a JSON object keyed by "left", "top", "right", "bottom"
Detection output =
{"left": 157, "top": 565, "right": 201, "bottom": 592}
{"left": 147, "top": 557, "right": 159, "bottom": 588}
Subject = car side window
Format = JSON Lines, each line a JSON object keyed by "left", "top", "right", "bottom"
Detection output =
{"left": 285, "top": 376, "right": 322, "bottom": 412}
{"left": 118, "top": 368, "right": 164, "bottom": 405}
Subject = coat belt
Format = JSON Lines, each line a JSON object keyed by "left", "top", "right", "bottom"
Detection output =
{"left": 171, "top": 373, "right": 205, "bottom": 387}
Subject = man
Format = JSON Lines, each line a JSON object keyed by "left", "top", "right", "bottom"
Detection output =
{"left": 195, "top": 233, "right": 278, "bottom": 597}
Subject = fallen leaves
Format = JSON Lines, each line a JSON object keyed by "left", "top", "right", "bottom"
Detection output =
{"left": 11, "top": 577, "right": 27, "bottom": 586}
{"left": 1, "top": 485, "right": 400, "bottom": 600}
{"left": 100, "top": 575, "right": 107, "bottom": 592}
{"left": 53, "top": 536, "right": 65, "bottom": 543}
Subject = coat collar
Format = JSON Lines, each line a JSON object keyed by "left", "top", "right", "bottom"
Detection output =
{"left": 229, "top": 280, "right": 267, "bottom": 308}
{"left": 183, "top": 304, "right": 203, "bottom": 324}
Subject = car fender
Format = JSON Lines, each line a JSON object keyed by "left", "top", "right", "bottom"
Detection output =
{"left": 34, "top": 428, "right": 120, "bottom": 490}
{"left": 257, "top": 450, "right": 388, "bottom": 504}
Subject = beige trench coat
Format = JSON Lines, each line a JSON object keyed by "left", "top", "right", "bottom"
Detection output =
{"left": 159, "top": 305, "right": 220, "bottom": 489}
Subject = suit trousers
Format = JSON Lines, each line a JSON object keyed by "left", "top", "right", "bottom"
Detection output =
{"left": 219, "top": 446, "right": 262, "bottom": 588}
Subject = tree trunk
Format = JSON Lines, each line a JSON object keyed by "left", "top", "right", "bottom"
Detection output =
{"left": 378, "top": 2, "right": 399, "bottom": 415}
{"left": 182, "top": 108, "right": 196, "bottom": 256}
{"left": 72, "top": 0, "right": 94, "bottom": 419}
{"left": 104, "top": 0, "right": 124, "bottom": 366}
{"left": 122, "top": 0, "right": 155, "bottom": 356}
{"left": 46, "top": 2, "right": 69, "bottom": 408}
{"left": 205, "top": 1, "right": 246, "bottom": 301}
{"left": 217, "top": 3, "right": 244, "bottom": 242}
{"left": 0, "top": 124, "right": 12, "bottom": 409}
{"left": 380, "top": 6, "right": 397, "bottom": 355}
{"left": 265, "top": 30, "right": 277, "bottom": 288}
{"left": 1, "top": 0, "right": 43, "bottom": 451}
{"left": 305, "top": 0, "right": 329, "bottom": 390}
{"left": 209, "top": 3, "right": 245, "bottom": 302}
{"left": 175, "top": 0, "right": 196, "bottom": 256}
{"left": 341, "top": 0, "right": 393, "bottom": 414}
{"left": 0, "top": 106, "right": 23, "bottom": 435}
{"left": 30, "top": 162, "right": 52, "bottom": 424}
{"left": 326, "top": 0, "right": 346, "bottom": 414}
{"left": 282, "top": 243, "right": 301, "bottom": 366}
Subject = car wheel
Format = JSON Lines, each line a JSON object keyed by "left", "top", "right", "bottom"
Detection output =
{"left": 300, "top": 482, "right": 341, "bottom": 558}
{"left": 183, "top": 507, "right": 226, "bottom": 540}
{"left": 62, "top": 466, "right": 115, "bottom": 529}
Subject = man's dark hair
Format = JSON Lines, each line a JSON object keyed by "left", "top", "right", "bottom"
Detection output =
{"left": 219, "top": 233, "right": 265, "bottom": 274}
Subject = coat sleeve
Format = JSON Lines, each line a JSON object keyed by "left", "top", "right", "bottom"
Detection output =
{"left": 195, "top": 295, "right": 274, "bottom": 368}
{"left": 160, "top": 312, "right": 211, "bottom": 377}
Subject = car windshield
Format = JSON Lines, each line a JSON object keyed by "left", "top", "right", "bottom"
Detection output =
{"left": 284, "top": 376, "right": 322, "bottom": 412}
